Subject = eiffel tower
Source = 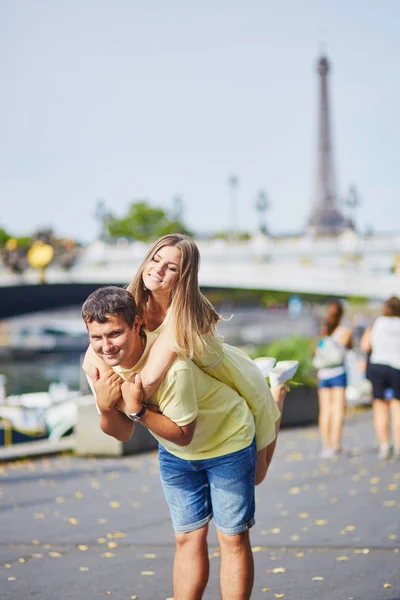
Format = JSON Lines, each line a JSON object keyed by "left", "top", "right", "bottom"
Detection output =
{"left": 308, "top": 56, "right": 348, "bottom": 235}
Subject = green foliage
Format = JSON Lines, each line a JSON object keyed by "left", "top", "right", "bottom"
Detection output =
{"left": 0, "top": 228, "right": 10, "bottom": 247}
{"left": 346, "top": 295, "right": 369, "bottom": 305}
{"left": 15, "top": 236, "right": 33, "bottom": 249}
{"left": 247, "top": 334, "right": 317, "bottom": 387}
{"left": 210, "top": 231, "right": 252, "bottom": 240}
{"left": 106, "top": 201, "right": 193, "bottom": 242}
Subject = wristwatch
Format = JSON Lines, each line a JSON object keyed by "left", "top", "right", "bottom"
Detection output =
{"left": 126, "top": 404, "right": 147, "bottom": 422}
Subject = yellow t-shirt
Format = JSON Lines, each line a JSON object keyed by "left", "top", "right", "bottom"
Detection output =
{"left": 112, "top": 336, "right": 256, "bottom": 461}
{"left": 194, "top": 332, "right": 280, "bottom": 451}
{"left": 149, "top": 321, "right": 280, "bottom": 451}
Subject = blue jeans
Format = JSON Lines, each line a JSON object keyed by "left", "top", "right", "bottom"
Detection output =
{"left": 158, "top": 439, "right": 257, "bottom": 535}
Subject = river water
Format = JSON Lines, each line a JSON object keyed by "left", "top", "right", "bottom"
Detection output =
{"left": 0, "top": 305, "right": 318, "bottom": 397}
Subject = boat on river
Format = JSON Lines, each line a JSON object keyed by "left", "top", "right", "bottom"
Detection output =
{"left": 0, "top": 381, "right": 81, "bottom": 447}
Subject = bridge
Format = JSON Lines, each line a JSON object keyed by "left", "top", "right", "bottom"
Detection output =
{"left": 1, "top": 233, "right": 400, "bottom": 317}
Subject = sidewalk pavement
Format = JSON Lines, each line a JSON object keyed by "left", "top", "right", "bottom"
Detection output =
{"left": 0, "top": 407, "right": 399, "bottom": 600}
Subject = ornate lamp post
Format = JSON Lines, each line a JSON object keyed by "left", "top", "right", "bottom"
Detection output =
{"left": 256, "top": 190, "right": 269, "bottom": 235}
{"left": 228, "top": 175, "right": 239, "bottom": 238}
{"left": 345, "top": 185, "right": 361, "bottom": 231}
{"left": 172, "top": 195, "right": 184, "bottom": 221}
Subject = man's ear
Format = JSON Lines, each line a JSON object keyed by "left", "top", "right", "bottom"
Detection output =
{"left": 133, "top": 314, "right": 141, "bottom": 333}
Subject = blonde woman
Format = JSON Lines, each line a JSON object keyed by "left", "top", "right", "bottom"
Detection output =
{"left": 83, "top": 234, "right": 295, "bottom": 483}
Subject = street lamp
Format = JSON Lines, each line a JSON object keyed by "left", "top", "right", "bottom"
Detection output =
{"left": 228, "top": 175, "right": 239, "bottom": 237}
{"left": 256, "top": 190, "right": 270, "bottom": 235}
{"left": 172, "top": 195, "right": 184, "bottom": 221}
{"left": 345, "top": 185, "right": 361, "bottom": 231}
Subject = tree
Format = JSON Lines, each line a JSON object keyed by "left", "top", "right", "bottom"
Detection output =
{"left": 106, "top": 201, "right": 193, "bottom": 241}
{"left": 0, "top": 228, "right": 10, "bottom": 247}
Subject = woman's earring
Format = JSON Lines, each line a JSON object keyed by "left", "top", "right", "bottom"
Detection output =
{"left": 143, "top": 283, "right": 147, "bottom": 291}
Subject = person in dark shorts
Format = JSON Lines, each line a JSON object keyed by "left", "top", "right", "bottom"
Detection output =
{"left": 361, "top": 296, "right": 400, "bottom": 460}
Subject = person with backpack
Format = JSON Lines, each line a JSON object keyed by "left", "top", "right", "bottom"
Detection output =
{"left": 314, "top": 300, "right": 353, "bottom": 458}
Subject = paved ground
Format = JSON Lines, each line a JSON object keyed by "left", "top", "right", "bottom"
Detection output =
{"left": 0, "top": 407, "right": 399, "bottom": 600}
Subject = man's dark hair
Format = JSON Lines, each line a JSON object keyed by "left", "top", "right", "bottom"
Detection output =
{"left": 82, "top": 286, "right": 137, "bottom": 328}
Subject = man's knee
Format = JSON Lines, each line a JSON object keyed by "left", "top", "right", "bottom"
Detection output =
{"left": 175, "top": 524, "right": 208, "bottom": 551}
{"left": 217, "top": 529, "right": 251, "bottom": 552}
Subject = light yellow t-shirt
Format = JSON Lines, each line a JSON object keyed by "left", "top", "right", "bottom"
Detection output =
{"left": 194, "top": 332, "right": 280, "bottom": 451}
{"left": 111, "top": 336, "right": 256, "bottom": 461}
{"left": 150, "top": 321, "right": 280, "bottom": 451}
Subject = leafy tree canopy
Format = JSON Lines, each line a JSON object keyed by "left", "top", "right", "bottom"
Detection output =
{"left": 106, "top": 200, "right": 193, "bottom": 241}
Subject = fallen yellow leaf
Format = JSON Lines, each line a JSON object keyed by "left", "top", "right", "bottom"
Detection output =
{"left": 383, "top": 583, "right": 392, "bottom": 588}
{"left": 272, "top": 567, "right": 287, "bottom": 573}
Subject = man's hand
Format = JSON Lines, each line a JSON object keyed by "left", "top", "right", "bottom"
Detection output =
{"left": 92, "top": 368, "right": 123, "bottom": 414}
{"left": 121, "top": 373, "right": 144, "bottom": 415}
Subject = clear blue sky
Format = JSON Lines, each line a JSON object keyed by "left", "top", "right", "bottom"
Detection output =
{"left": 1, "top": 1, "right": 399, "bottom": 242}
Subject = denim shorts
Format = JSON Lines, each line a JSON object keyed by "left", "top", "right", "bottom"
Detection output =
{"left": 318, "top": 372, "right": 347, "bottom": 389}
{"left": 158, "top": 438, "right": 257, "bottom": 536}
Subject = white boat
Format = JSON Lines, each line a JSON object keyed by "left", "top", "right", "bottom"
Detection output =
{"left": 0, "top": 380, "right": 81, "bottom": 446}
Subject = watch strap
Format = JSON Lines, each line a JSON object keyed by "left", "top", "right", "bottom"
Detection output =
{"left": 127, "top": 403, "right": 147, "bottom": 421}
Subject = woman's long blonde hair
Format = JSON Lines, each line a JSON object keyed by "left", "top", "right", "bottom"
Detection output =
{"left": 127, "top": 234, "right": 220, "bottom": 358}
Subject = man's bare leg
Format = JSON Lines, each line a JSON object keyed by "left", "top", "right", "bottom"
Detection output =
{"left": 217, "top": 529, "right": 254, "bottom": 600}
{"left": 255, "top": 383, "right": 288, "bottom": 485}
{"left": 173, "top": 524, "right": 209, "bottom": 600}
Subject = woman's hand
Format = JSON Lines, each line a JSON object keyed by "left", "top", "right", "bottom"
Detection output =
{"left": 121, "top": 374, "right": 144, "bottom": 415}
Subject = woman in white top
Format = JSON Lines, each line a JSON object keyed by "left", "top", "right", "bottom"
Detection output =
{"left": 361, "top": 296, "right": 400, "bottom": 460}
{"left": 316, "top": 301, "right": 353, "bottom": 458}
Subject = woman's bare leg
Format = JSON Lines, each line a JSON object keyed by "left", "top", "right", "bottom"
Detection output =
{"left": 373, "top": 399, "right": 390, "bottom": 446}
{"left": 330, "top": 386, "right": 346, "bottom": 451}
{"left": 318, "top": 387, "right": 332, "bottom": 451}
